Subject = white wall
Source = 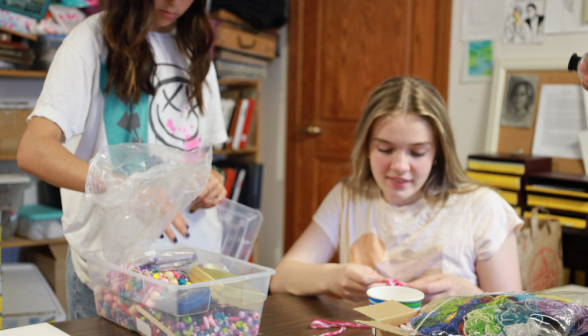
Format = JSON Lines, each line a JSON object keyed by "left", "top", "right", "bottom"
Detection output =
{"left": 448, "top": 0, "right": 588, "bottom": 165}
{"left": 258, "top": 26, "right": 288, "bottom": 268}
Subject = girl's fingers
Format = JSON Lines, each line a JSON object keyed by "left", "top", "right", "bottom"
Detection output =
{"left": 164, "top": 225, "right": 177, "bottom": 243}
{"left": 171, "top": 214, "right": 189, "bottom": 238}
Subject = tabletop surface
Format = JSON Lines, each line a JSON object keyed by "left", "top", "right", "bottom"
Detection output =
{"left": 53, "top": 294, "right": 371, "bottom": 335}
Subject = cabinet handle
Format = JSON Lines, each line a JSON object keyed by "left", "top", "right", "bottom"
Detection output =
{"left": 304, "top": 125, "right": 322, "bottom": 135}
{"left": 237, "top": 36, "right": 257, "bottom": 49}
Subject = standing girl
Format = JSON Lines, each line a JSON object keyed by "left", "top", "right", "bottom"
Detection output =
{"left": 270, "top": 76, "right": 523, "bottom": 302}
{"left": 17, "top": 0, "right": 227, "bottom": 319}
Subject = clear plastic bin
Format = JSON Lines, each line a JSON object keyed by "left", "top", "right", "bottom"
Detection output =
{"left": 217, "top": 199, "right": 262, "bottom": 261}
{"left": 151, "top": 199, "right": 263, "bottom": 261}
{"left": 0, "top": 174, "right": 31, "bottom": 240}
{"left": 2, "top": 263, "right": 66, "bottom": 329}
{"left": 87, "top": 248, "right": 275, "bottom": 336}
{"left": 17, "top": 205, "right": 63, "bottom": 240}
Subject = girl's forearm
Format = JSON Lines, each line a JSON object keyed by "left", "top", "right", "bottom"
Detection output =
{"left": 270, "top": 260, "right": 337, "bottom": 296}
{"left": 17, "top": 118, "right": 89, "bottom": 192}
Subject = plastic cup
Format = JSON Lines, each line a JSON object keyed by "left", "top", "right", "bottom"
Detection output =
{"left": 367, "top": 286, "right": 424, "bottom": 309}
{"left": 366, "top": 286, "right": 424, "bottom": 336}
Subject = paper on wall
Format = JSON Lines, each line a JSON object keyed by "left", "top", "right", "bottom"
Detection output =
{"left": 463, "top": 40, "right": 493, "bottom": 82}
{"left": 532, "top": 85, "right": 587, "bottom": 159}
{"left": 545, "top": 0, "right": 588, "bottom": 34}
{"left": 462, "top": 0, "right": 506, "bottom": 41}
{"left": 503, "top": 0, "right": 546, "bottom": 44}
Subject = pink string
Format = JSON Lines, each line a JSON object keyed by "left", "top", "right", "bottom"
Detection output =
{"left": 384, "top": 278, "right": 407, "bottom": 287}
{"left": 310, "top": 319, "right": 370, "bottom": 336}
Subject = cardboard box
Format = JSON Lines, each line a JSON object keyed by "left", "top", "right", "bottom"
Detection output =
{"left": 355, "top": 300, "right": 419, "bottom": 336}
{"left": 22, "top": 243, "right": 68, "bottom": 317}
{"left": 0, "top": 110, "right": 30, "bottom": 157}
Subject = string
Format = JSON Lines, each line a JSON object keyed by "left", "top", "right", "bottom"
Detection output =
{"left": 310, "top": 319, "right": 370, "bottom": 336}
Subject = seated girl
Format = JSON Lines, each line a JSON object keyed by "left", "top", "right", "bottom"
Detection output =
{"left": 270, "top": 76, "right": 523, "bottom": 302}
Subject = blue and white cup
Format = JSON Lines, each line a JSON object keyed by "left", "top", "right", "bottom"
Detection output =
{"left": 366, "top": 286, "right": 424, "bottom": 335}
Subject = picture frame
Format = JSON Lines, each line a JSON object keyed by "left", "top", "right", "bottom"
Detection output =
{"left": 485, "top": 57, "right": 586, "bottom": 175}
{"left": 485, "top": 57, "right": 569, "bottom": 152}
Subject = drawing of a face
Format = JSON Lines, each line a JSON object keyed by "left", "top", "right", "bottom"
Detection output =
{"left": 514, "top": 84, "right": 529, "bottom": 111}
{"left": 527, "top": 4, "right": 537, "bottom": 19}
{"left": 150, "top": 64, "right": 201, "bottom": 151}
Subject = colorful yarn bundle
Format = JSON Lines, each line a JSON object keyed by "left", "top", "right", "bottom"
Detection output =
{"left": 410, "top": 293, "right": 588, "bottom": 336}
{"left": 95, "top": 269, "right": 263, "bottom": 336}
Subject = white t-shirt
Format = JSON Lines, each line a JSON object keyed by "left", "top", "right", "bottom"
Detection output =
{"left": 29, "top": 14, "right": 228, "bottom": 287}
{"left": 313, "top": 183, "right": 523, "bottom": 286}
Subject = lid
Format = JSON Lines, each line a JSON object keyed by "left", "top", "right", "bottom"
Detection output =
{"left": 18, "top": 205, "right": 63, "bottom": 220}
{"left": 0, "top": 174, "right": 31, "bottom": 185}
{"left": 3, "top": 263, "right": 65, "bottom": 320}
{"left": 568, "top": 53, "right": 581, "bottom": 72}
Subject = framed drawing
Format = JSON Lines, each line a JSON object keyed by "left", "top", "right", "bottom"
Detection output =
{"left": 485, "top": 57, "right": 586, "bottom": 174}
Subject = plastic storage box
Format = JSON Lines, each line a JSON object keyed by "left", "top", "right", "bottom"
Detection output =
{"left": 0, "top": 0, "right": 51, "bottom": 20}
{"left": 17, "top": 205, "right": 63, "bottom": 240}
{"left": 0, "top": 174, "right": 31, "bottom": 240}
{"left": 150, "top": 199, "right": 263, "bottom": 261}
{"left": 87, "top": 248, "right": 275, "bottom": 336}
{"left": 217, "top": 199, "right": 262, "bottom": 261}
{"left": 2, "top": 263, "right": 66, "bottom": 329}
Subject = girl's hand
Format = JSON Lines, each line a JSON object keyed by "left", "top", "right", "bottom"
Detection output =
{"left": 328, "top": 263, "right": 386, "bottom": 302}
{"left": 407, "top": 274, "right": 482, "bottom": 303}
{"left": 162, "top": 213, "right": 190, "bottom": 243}
{"left": 161, "top": 170, "right": 226, "bottom": 243}
{"left": 189, "top": 169, "right": 227, "bottom": 212}
{"left": 580, "top": 58, "right": 588, "bottom": 91}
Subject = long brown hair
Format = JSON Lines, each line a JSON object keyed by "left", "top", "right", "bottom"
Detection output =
{"left": 101, "top": 0, "right": 213, "bottom": 111}
{"left": 344, "top": 76, "right": 476, "bottom": 202}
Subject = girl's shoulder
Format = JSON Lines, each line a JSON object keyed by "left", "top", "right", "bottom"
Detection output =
{"left": 444, "top": 185, "right": 504, "bottom": 208}
{"left": 60, "top": 13, "right": 105, "bottom": 58}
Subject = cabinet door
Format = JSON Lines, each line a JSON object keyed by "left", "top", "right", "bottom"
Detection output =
{"left": 285, "top": 0, "right": 452, "bottom": 251}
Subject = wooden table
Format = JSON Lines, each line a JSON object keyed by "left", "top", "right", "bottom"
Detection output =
{"left": 53, "top": 294, "right": 371, "bottom": 335}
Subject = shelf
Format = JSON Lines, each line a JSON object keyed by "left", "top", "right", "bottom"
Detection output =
{"left": 0, "top": 26, "right": 38, "bottom": 41}
{"left": 0, "top": 154, "right": 16, "bottom": 161}
{"left": 218, "top": 79, "right": 260, "bottom": 86}
{"left": 213, "top": 146, "right": 258, "bottom": 155}
{"left": 2, "top": 236, "right": 67, "bottom": 249}
{"left": 0, "top": 69, "right": 47, "bottom": 78}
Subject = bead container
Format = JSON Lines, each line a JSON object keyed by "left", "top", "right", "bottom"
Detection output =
{"left": 87, "top": 248, "right": 274, "bottom": 336}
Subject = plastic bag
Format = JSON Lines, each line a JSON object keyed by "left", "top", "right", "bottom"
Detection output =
{"left": 408, "top": 291, "right": 588, "bottom": 336}
{"left": 85, "top": 143, "right": 211, "bottom": 265}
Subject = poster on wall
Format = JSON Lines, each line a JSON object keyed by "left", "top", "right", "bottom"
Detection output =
{"left": 532, "top": 85, "right": 586, "bottom": 159}
{"left": 461, "top": 0, "right": 506, "bottom": 41}
{"left": 463, "top": 40, "right": 493, "bottom": 82}
{"left": 544, "top": 0, "right": 588, "bottom": 34}
{"left": 500, "top": 74, "right": 539, "bottom": 128}
{"left": 503, "top": 0, "right": 546, "bottom": 44}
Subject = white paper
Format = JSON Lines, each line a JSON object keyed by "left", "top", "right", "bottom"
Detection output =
{"left": 0, "top": 323, "right": 71, "bottom": 336}
{"left": 462, "top": 0, "right": 506, "bottom": 41}
{"left": 532, "top": 85, "right": 587, "bottom": 159}
{"left": 583, "top": 88, "right": 588, "bottom": 128}
{"left": 504, "top": 0, "right": 546, "bottom": 43}
{"left": 545, "top": 0, "right": 588, "bottom": 34}
{"left": 579, "top": 130, "right": 588, "bottom": 175}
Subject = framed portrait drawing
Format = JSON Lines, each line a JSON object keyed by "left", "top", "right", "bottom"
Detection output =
{"left": 485, "top": 57, "right": 585, "bottom": 174}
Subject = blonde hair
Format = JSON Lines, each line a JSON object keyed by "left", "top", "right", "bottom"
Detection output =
{"left": 343, "top": 76, "right": 475, "bottom": 202}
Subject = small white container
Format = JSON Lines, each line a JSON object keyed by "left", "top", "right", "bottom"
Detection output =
{"left": 2, "top": 263, "right": 66, "bottom": 329}
{"left": 17, "top": 205, "right": 63, "bottom": 241}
